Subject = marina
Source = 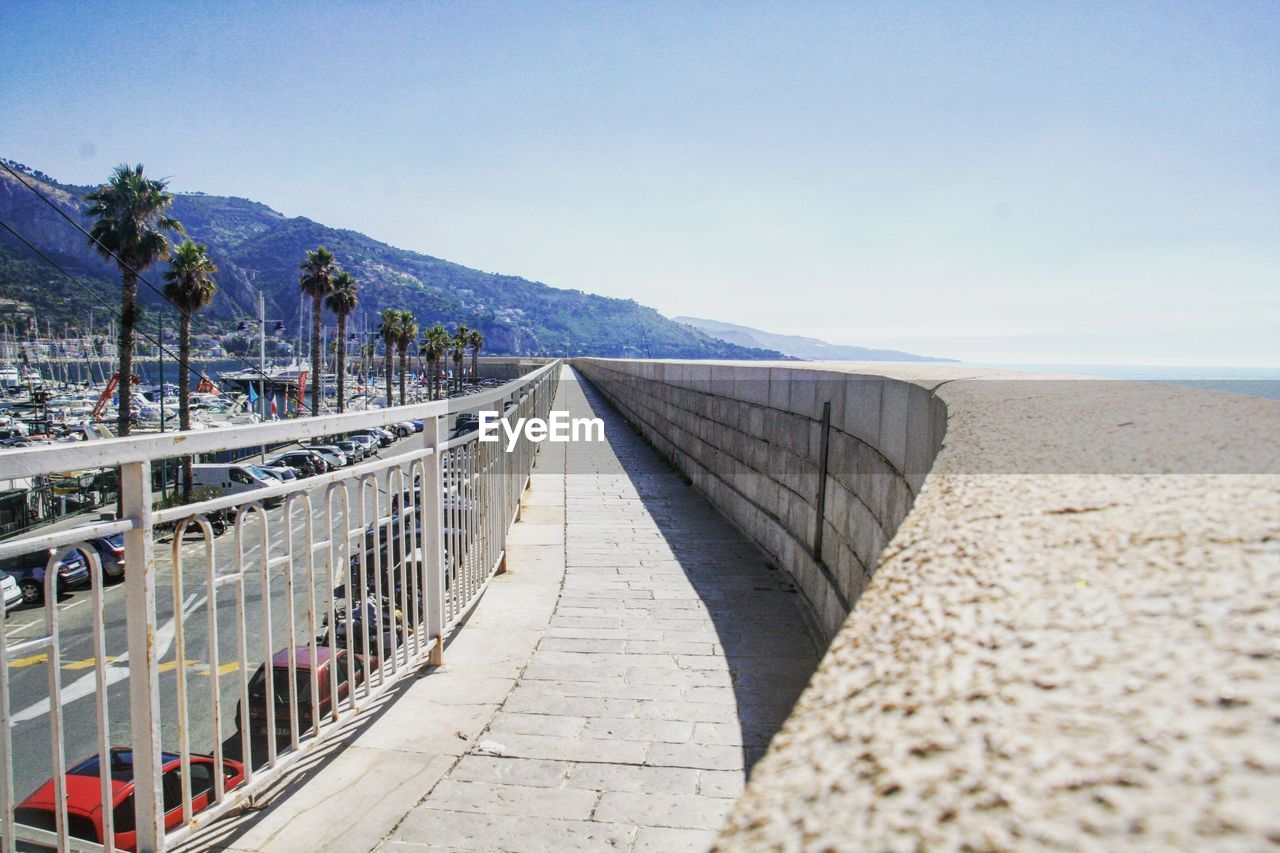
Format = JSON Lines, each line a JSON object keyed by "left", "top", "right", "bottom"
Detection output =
{"left": 0, "top": 320, "right": 505, "bottom": 540}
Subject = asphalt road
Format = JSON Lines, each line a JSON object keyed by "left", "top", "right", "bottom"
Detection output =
{"left": 2, "top": 433, "right": 473, "bottom": 804}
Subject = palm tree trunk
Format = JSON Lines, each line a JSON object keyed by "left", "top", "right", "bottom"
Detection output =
{"left": 118, "top": 270, "right": 137, "bottom": 437}
{"left": 310, "top": 296, "right": 322, "bottom": 415}
{"left": 398, "top": 345, "right": 408, "bottom": 405}
{"left": 336, "top": 315, "right": 346, "bottom": 414}
{"left": 471, "top": 348, "right": 479, "bottom": 383}
{"left": 179, "top": 314, "right": 193, "bottom": 498}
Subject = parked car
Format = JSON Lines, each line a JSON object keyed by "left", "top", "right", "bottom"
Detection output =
{"left": 394, "top": 421, "right": 416, "bottom": 437}
{"left": 306, "top": 448, "right": 335, "bottom": 472}
{"left": 301, "top": 445, "right": 348, "bottom": 469}
{"left": 348, "top": 518, "right": 420, "bottom": 581}
{"left": 2, "top": 571, "right": 22, "bottom": 613}
{"left": 14, "top": 748, "right": 244, "bottom": 851}
{"left": 367, "top": 427, "right": 395, "bottom": 447}
{"left": 0, "top": 548, "right": 91, "bottom": 604}
{"left": 238, "top": 647, "right": 366, "bottom": 740}
{"left": 258, "top": 464, "right": 298, "bottom": 483}
{"left": 346, "top": 433, "right": 380, "bottom": 454}
{"left": 266, "top": 451, "right": 321, "bottom": 478}
{"left": 191, "top": 464, "right": 283, "bottom": 507}
{"left": 409, "top": 419, "right": 425, "bottom": 433}
{"left": 334, "top": 440, "right": 365, "bottom": 463}
{"left": 83, "top": 533, "right": 126, "bottom": 580}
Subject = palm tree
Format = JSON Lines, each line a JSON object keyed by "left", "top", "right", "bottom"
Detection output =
{"left": 378, "top": 308, "right": 402, "bottom": 408}
{"left": 452, "top": 324, "right": 470, "bottom": 392}
{"left": 162, "top": 240, "right": 218, "bottom": 498}
{"left": 325, "top": 271, "right": 359, "bottom": 413}
{"left": 467, "top": 328, "right": 484, "bottom": 384}
{"left": 423, "top": 323, "right": 450, "bottom": 399}
{"left": 83, "top": 164, "right": 183, "bottom": 437}
{"left": 298, "top": 247, "right": 336, "bottom": 414}
{"left": 396, "top": 311, "right": 419, "bottom": 406}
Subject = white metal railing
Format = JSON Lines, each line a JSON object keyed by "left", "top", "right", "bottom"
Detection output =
{"left": 0, "top": 361, "right": 559, "bottom": 851}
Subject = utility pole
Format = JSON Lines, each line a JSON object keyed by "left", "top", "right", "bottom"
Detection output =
{"left": 158, "top": 314, "right": 168, "bottom": 501}
{"left": 259, "top": 290, "right": 267, "bottom": 463}
{"left": 158, "top": 315, "right": 165, "bottom": 434}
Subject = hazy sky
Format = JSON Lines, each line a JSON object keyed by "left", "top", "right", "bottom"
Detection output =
{"left": 2, "top": 1, "right": 1277, "bottom": 365}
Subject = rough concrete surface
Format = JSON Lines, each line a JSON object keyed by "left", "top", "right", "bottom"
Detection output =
{"left": 574, "top": 359, "right": 1280, "bottom": 851}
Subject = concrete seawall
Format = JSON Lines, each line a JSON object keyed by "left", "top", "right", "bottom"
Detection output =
{"left": 573, "top": 358, "right": 1280, "bottom": 848}
{"left": 574, "top": 360, "right": 950, "bottom": 641}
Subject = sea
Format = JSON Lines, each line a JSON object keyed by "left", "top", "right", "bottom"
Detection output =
{"left": 956, "top": 362, "right": 1280, "bottom": 402}
{"left": 25, "top": 359, "right": 1280, "bottom": 403}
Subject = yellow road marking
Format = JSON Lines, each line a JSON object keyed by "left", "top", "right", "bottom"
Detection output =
{"left": 157, "top": 659, "right": 201, "bottom": 673}
{"left": 63, "top": 656, "right": 118, "bottom": 670}
{"left": 10, "top": 654, "right": 241, "bottom": 675}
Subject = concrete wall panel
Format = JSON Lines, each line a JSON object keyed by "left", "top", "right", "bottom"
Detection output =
{"left": 575, "top": 358, "right": 933, "bottom": 641}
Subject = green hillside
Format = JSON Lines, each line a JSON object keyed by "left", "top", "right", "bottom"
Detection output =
{"left": 0, "top": 159, "right": 781, "bottom": 359}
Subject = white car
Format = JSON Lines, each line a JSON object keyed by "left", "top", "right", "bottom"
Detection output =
{"left": 2, "top": 571, "right": 23, "bottom": 614}
{"left": 191, "top": 464, "right": 285, "bottom": 508}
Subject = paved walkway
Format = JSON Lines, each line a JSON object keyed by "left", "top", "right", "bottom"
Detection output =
{"left": 203, "top": 367, "right": 819, "bottom": 852}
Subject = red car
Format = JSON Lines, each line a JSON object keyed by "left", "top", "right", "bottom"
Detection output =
{"left": 239, "top": 646, "right": 366, "bottom": 740}
{"left": 15, "top": 748, "right": 244, "bottom": 850}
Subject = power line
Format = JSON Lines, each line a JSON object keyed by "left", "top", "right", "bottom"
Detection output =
{"left": 0, "top": 213, "right": 221, "bottom": 390}
{"left": 0, "top": 160, "right": 321, "bottom": 415}
{"left": 2, "top": 160, "right": 286, "bottom": 379}
{"left": 1, "top": 159, "right": 261, "bottom": 346}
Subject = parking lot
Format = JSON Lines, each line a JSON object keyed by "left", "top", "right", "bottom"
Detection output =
{"left": 1, "top": 423, "right": 465, "bottom": 805}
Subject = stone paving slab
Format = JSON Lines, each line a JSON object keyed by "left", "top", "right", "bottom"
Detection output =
{"left": 200, "top": 368, "right": 819, "bottom": 852}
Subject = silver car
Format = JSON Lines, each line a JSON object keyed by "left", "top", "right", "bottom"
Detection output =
{"left": 302, "top": 445, "right": 349, "bottom": 468}
{"left": 335, "top": 440, "right": 365, "bottom": 463}
{"left": 258, "top": 465, "right": 298, "bottom": 483}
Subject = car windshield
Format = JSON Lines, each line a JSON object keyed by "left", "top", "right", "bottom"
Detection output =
{"left": 249, "top": 665, "right": 313, "bottom": 705}
{"left": 68, "top": 749, "right": 176, "bottom": 782}
{"left": 245, "top": 465, "right": 272, "bottom": 482}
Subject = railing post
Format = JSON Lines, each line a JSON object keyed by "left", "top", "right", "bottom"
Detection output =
{"left": 423, "top": 415, "right": 445, "bottom": 666}
{"left": 122, "top": 460, "right": 165, "bottom": 851}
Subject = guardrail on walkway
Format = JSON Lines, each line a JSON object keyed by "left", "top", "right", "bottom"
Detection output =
{"left": 0, "top": 361, "right": 560, "bottom": 851}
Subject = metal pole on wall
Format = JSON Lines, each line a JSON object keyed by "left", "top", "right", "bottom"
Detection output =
{"left": 158, "top": 315, "right": 167, "bottom": 500}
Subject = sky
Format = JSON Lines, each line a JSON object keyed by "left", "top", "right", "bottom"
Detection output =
{"left": 1, "top": 0, "right": 1277, "bottom": 366}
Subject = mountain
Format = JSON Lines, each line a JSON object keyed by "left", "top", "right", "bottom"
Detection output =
{"left": 0, "top": 159, "right": 782, "bottom": 359}
{"left": 673, "top": 316, "right": 955, "bottom": 362}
